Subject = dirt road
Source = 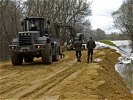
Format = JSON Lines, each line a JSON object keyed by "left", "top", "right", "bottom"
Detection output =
{"left": 0, "top": 49, "right": 133, "bottom": 100}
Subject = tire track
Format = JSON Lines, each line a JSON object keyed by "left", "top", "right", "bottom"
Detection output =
{"left": 0, "top": 51, "right": 77, "bottom": 99}
{"left": 33, "top": 62, "right": 85, "bottom": 99}
{"left": 21, "top": 60, "right": 81, "bottom": 99}
{"left": 0, "top": 61, "right": 76, "bottom": 99}
{"left": 0, "top": 57, "right": 69, "bottom": 86}
{"left": 11, "top": 60, "right": 78, "bottom": 99}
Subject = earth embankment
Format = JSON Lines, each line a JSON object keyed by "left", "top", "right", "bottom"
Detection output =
{"left": 0, "top": 48, "right": 133, "bottom": 100}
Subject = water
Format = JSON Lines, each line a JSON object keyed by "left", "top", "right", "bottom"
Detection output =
{"left": 115, "top": 62, "right": 133, "bottom": 93}
{"left": 113, "top": 40, "right": 133, "bottom": 93}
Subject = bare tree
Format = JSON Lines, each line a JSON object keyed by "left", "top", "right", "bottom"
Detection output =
{"left": 0, "top": 0, "right": 23, "bottom": 60}
{"left": 24, "top": 0, "right": 92, "bottom": 41}
{"left": 112, "top": 0, "right": 133, "bottom": 50}
{"left": 0, "top": 0, "right": 92, "bottom": 60}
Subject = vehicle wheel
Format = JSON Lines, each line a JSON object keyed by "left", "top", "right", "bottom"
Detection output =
{"left": 24, "top": 56, "right": 33, "bottom": 62}
{"left": 11, "top": 52, "right": 23, "bottom": 65}
{"left": 41, "top": 43, "right": 52, "bottom": 64}
{"left": 53, "top": 46, "right": 59, "bottom": 61}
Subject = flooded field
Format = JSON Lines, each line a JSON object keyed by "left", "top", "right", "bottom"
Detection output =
{"left": 113, "top": 40, "right": 133, "bottom": 93}
{"left": 115, "top": 62, "right": 133, "bottom": 93}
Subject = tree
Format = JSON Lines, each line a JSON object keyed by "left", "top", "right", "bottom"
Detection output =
{"left": 24, "top": 0, "right": 92, "bottom": 41}
{"left": 0, "top": 0, "right": 23, "bottom": 60}
{"left": 112, "top": 0, "right": 133, "bottom": 51}
{"left": 0, "top": 0, "right": 92, "bottom": 60}
{"left": 93, "top": 28, "right": 106, "bottom": 41}
{"left": 82, "top": 20, "right": 92, "bottom": 40}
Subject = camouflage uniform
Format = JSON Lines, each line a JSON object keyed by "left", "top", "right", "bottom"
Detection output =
{"left": 87, "top": 39, "right": 96, "bottom": 63}
{"left": 74, "top": 40, "right": 82, "bottom": 62}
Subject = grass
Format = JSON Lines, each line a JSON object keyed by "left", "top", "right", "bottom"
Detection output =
{"left": 99, "top": 40, "right": 116, "bottom": 46}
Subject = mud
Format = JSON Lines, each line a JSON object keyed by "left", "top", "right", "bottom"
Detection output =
{"left": 0, "top": 49, "right": 133, "bottom": 100}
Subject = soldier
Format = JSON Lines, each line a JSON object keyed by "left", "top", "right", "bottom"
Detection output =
{"left": 59, "top": 41, "right": 65, "bottom": 58}
{"left": 87, "top": 37, "right": 96, "bottom": 63}
{"left": 74, "top": 38, "right": 82, "bottom": 62}
{"left": 30, "top": 24, "right": 37, "bottom": 31}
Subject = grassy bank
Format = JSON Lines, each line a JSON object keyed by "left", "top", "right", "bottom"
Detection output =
{"left": 99, "top": 40, "right": 116, "bottom": 46}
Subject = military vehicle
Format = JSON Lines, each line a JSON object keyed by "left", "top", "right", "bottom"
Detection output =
{"left": 67, "top": 33, "right": 87, "bottom": 50}
{"left": 9, "top": 17, "right": 61, "bottom": 65}
{"left": 76, "top": 33, "right": 87, "bottom": 49}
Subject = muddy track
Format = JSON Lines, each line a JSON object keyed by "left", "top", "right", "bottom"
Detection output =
{"left": 19, "top": 60, "right": 83, "bottom": 99}
{"left": 1, "top": 50, "right": 133, "bottom": 100}
{"left": 0, "top": 51, "right": 86, "bottom": 99}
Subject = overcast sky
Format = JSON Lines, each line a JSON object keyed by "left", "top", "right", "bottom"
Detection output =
{"left": 87, "top": 0, "right": 123, "bottom": 34}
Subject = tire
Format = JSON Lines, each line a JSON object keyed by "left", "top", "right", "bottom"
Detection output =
{"left": 24, "top": 56, "right": 33, "bottom": 62}
{"left": 41, "top": 43, "right": 52, "bottom": 64}
{"left": 53, "top": 46, "right": 59, "bottom": 61}
{"left": 11, "top": 52, "right": 23, "bottom": 65}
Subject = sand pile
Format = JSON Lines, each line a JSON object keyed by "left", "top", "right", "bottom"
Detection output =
{"left": 0, "top": 48, "right": 133, "bottom": 100}
{"left": 94, "top": 48, "right": 133, "bottom": 100}
{"left": 58, "top": 48, "right": 133, "bottom": 100}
